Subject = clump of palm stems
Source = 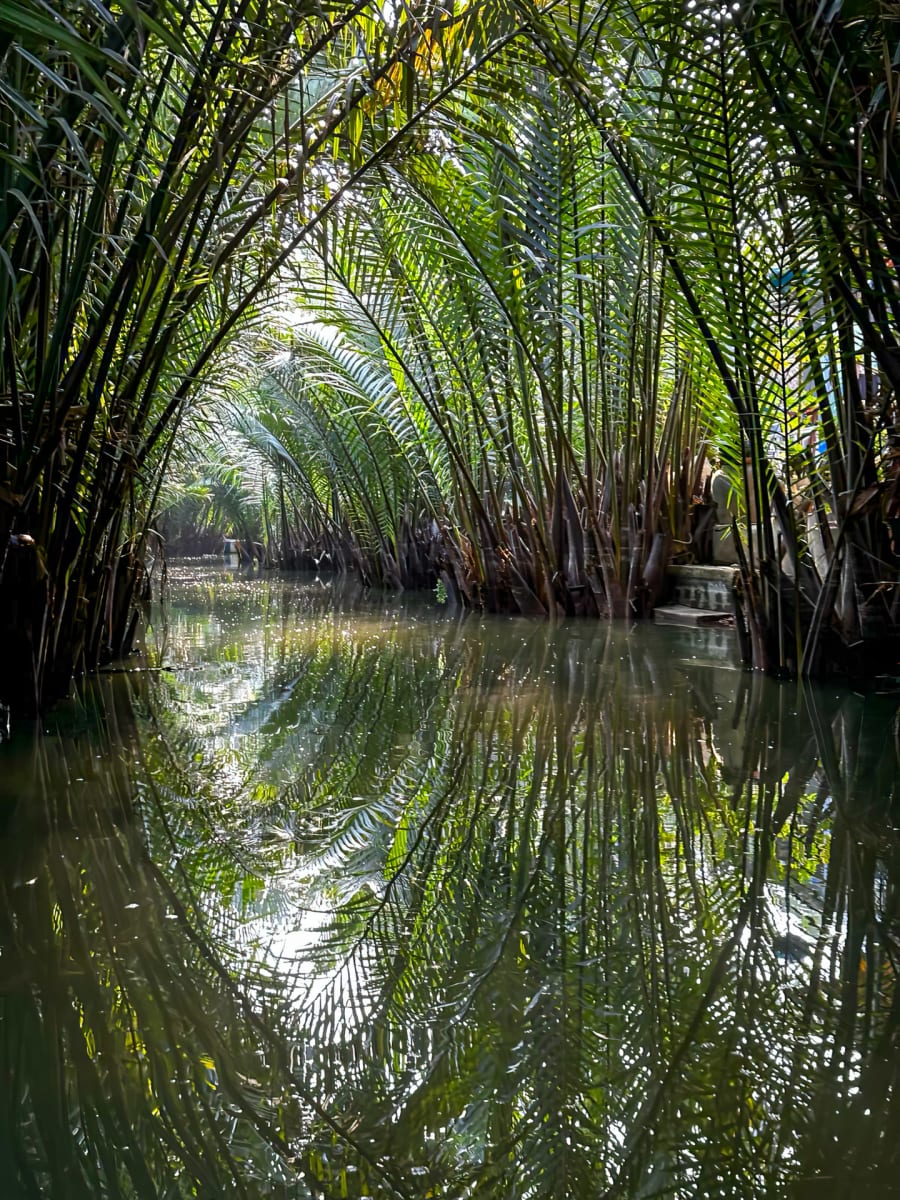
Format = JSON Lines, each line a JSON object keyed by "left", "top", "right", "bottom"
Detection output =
{"left": 517, "top": 0, "right": 900, "bottom": 676}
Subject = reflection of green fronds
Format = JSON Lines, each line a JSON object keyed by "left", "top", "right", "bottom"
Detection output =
{"left": 4, "top": 567, "right": 900, "bottom": 1197}
{"left": 149, "top": 573, "right": 900, "bottom": 1192}
{"left": 0, "top": 673, "right": 413, "bottom": 1198}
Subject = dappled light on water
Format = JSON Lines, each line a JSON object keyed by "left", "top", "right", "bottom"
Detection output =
{"left": 1, "top": 563, "right": 899, "bottom": 1198}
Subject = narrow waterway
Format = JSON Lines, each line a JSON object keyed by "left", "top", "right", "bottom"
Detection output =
{"left": 1, "top": 563, "right": 898, "bottom": 1198}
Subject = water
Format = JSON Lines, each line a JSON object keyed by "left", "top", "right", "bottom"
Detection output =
{"left": 1, "top": 562, "right": 898, "bottom": 1198}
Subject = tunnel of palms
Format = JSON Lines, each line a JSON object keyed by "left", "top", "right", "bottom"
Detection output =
{"left": 1, "top": 0, "right": 899, "bottom": 712}
{"left": 1, "top": 3, "right": 900, "bottom": 1197}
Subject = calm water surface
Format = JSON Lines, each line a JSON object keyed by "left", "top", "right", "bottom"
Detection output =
{"left": 1, "top": 563, "right": 899, "bottom": 1198}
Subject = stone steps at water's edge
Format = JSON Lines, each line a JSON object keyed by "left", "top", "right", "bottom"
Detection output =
{"left": 654, "top": 605, "right": 734, "bottom": 629}
{"left": 665, "top": 564, "right": 739, "bottom": 614}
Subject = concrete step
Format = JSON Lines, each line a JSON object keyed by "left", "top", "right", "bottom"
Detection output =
{"left": 654, "top": 605, "right": 734, "bottom": 628}
{"left": 667, "top": 564, "right": 739, "bottom": 613}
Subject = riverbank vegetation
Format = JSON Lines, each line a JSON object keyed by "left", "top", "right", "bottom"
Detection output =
{"left": 2, "top": 0, "right": 899, "bottom": 711}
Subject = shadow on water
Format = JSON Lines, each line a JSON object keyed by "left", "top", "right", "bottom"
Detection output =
{"left": 1, "top": 563, "right": 899, "bottom": 1198}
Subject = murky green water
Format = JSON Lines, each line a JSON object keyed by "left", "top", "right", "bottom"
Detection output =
{"left": 1, "top": 563, "right": 899, "bottom": 1199}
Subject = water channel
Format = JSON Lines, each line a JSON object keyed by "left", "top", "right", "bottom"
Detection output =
{"left": 1, "top": 563, "right": 899, "bottom": 1198}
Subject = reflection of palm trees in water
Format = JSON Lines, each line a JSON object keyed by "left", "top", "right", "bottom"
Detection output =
{"left": 0, "top": 677, "right": 408, "bottom": 1198}
{"left": 1, "top": 578, "right": 898, "bottom": 1197}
